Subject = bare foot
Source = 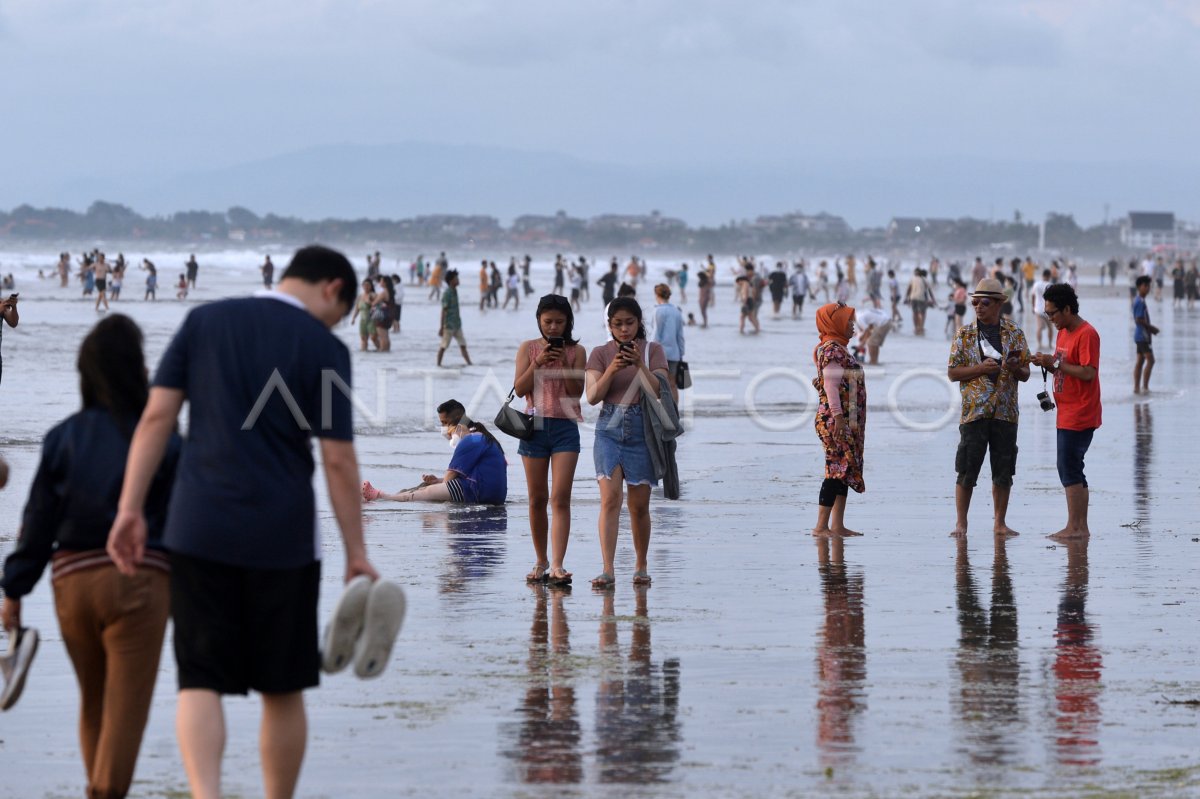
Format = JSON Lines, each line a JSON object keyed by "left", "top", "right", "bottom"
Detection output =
{"left": 994, "top": 525, "right": 1020, "bottom": 538}
{"left": 812, "top": 526, "right": 832, "bottom": 537}
{"left": 949, "top": 523, "right": 968, "bottom": 538}
{"left": 1048, "top": 528, "right": 1089, "bottom": 541}
{"left": 362, "top": 481, "right": 381, "bottom": 502}
{"left": 830, "top": 526, "right": 862, "bottom": 537}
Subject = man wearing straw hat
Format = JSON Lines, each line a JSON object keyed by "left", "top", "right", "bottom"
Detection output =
{"left": 947, "top": 278, "right": 1031, "bottom": 538}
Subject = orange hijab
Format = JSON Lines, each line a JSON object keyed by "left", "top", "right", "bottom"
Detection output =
{"left": 816, "top": 303, "right": 855, "bottom": 350}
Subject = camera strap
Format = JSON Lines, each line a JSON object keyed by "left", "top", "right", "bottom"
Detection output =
{"left": 1040, "top": 366, "right": 1050, "bottom": 388}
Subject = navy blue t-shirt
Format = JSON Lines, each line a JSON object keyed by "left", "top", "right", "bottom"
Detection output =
{"left": 153, "top": 295, "right": 353, "bottom": 569}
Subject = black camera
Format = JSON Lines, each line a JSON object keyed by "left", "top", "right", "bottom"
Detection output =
{"left": 1037, "top": 390, "right": 1056, "bottom": 412}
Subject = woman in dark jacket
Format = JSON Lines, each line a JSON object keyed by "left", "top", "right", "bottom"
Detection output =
{"left": 1, "top": 314, "right": 180, "bottom": 799}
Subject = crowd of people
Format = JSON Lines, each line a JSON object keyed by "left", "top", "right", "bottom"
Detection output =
{"left": 0, "top": 242, "right": 1188, "bottom": 798}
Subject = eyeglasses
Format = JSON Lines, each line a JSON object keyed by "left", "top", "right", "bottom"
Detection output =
{"left": 1046, "top": 307, "right": 1062, "bottom": 318}
{"left": 970, "top": 298, "right": 993, "bottom": 308}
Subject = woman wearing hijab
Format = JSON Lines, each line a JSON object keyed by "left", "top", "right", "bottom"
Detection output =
{"left": 812, "top": 303, "right": 866, "bottom": 536}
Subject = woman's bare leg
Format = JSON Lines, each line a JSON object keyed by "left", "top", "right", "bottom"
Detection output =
{"left": 627, "top": 483, "right": 652, "bottom": 581}
{"left": 548, "top": 451, "right": 579, "bottom": 577}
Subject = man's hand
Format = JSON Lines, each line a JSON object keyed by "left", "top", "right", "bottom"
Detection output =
{"left": 107, "top": 509, "right": 148, "bottom": 576}
{"left": 979, "top": 358, "right": 1001, "bottom": 377}
{"left": 344, "top": 553, "right": 379, "bottom": 584}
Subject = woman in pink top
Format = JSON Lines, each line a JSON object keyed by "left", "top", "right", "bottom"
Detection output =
{"left": 513, "top": 295, "right": 587, "bottom": 585}
{"left": 584, "top": 298, "right": 670, "bottom": 588}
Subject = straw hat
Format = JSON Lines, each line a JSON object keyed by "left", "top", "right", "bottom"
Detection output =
{"left": 970, "top": 277, "right": 1006, "bottom": 299}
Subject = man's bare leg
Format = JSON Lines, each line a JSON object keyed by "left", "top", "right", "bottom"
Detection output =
{"left": 260, "top": 691, "right": 306, "bottom": 799}
{"left": 951, "top": 484, "right": 971, "bottom": 537}
{"left": 1050, "top": 484, "right": 1090, "bottom": 540}
{"left": 1142, "top": 353, "right": 1155, "bottom": 392}
{"left": 436, "top": 347, "right": 446, "bottom": 366}
{"left": 177, "top": 689, "right": 225, "bottom": 799}
{"left": 993, "top": 483, "right": 1019, "bottom": 536}
{"left": 1133, "top": 354, "right": 1144, "bottom": 394}
{"left": 459, "top": 346, "right": 473, "bottom": 366}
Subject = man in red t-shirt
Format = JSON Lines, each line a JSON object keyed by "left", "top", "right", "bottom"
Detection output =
{"left": 1032, "top": 283, "right": 1101, "bottom": 541}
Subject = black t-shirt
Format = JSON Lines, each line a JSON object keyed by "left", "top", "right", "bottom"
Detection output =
{"left": 153, "top": 295, "right": 353, "bottom": 569}
{"left": 977, "top": 322, "right": 1004, "bottom": 384}
{"left": 769, "top": 271, "right": 787, "bottom": 294}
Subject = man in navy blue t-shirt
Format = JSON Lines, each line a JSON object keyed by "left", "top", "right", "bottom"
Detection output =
{"left": 108, "top": 245, "right": 379, "bottom": 799}
{"left": 1132, "top": 275, "right": 1158, "bottom": 394}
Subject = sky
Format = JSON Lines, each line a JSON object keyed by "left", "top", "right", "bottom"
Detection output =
{"left": 2, "top": 0, "right": 1198, "bottom": 224}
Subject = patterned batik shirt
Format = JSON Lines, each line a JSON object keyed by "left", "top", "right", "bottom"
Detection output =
{"left": 948, "top": 320, "right": 1030, "bottom": 424}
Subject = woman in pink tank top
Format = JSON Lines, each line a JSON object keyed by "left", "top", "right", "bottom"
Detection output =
{"left": 512, "top": 295, "right": 586, "bottom": 585}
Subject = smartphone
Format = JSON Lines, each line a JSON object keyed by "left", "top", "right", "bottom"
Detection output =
{"left": 7, "top": 294, "right": 17, "bottom": 301}
{"left": 548, "top": 336, "right": 565, "bottom": 349}
{"left": 618, "top": 341, "right": 634, "bottom": 353}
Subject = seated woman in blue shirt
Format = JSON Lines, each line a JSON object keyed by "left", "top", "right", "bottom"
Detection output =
{"left": 362, "top": 399, "right": 507, "bottom": 505}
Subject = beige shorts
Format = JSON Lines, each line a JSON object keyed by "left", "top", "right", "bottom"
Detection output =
{"left": 440, "top": 327, "right": 466, "bottom": 348}
{"left": 868, "top": 321, "right": 892, "bottom": 347}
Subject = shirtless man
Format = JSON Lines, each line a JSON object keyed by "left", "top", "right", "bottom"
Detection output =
{"left": 93, "top": 253, "right": 111, "bottom": 311}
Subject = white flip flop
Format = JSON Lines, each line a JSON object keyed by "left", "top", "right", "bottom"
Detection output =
{"left": 353, "top": 580, "right": 406, "bottom": 679}
{"left": 0, "top": 627, "right": 40, "bottom": 711}
{"left": 320, "top": 576, "right": 372, "bottom": 674}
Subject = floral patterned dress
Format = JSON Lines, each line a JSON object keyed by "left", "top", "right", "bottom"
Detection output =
{"left": 813, "top": 341, "right": 867, "bottom": 493}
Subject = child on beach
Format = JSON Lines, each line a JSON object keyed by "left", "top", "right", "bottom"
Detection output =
{"left": 175, "top": 273, "right": 188, "bottom": 300}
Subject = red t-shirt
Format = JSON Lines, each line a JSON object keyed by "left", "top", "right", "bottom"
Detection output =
{"left": 1052, "top": 321, "right": 1102, "bottom": 431}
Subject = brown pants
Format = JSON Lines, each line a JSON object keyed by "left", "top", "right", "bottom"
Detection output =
{"left": 54, "top": 565, "right": 169, "bottom": 799}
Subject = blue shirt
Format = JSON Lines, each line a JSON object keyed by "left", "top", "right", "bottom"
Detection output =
{"left": 153, "top": 295, "right": 353, "bottom": 569}
{"left": 1132, "top": 296, "right": 1150, "bottom": 344}
{"left": 448, "top": 433, "right": 507, "bottom": 504}
{"left": 651, "top": 303, "right": 686, "bottom": 361}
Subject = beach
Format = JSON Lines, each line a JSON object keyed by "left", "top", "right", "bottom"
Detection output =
{"left": 0, "top": 250, "right": 1197, "bottom": 798}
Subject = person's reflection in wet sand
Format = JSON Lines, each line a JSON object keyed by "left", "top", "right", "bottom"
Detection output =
{"left": 595, "top": 587, "right": 682, "bottom": 783}
{"left": 1052, "top": 538, "right": 1103, "bottom": 766}
{"left": 1133, "top": 403, "right": 1154, "bottom": 524}
{"left": 952, "top": 537, "right": 1022, "bottom": 766}
{"left": 502, "top": 583, "right": 583, "bottom": 784}
{"left": 815, "top": 535, "right": 866, "bottom": 768}
{"left": 427, "top": 506, "right": 508, "bottom": 595}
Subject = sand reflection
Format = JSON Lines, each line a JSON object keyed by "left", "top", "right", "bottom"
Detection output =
{"left": 815, "top": 535, "right": 866, "bottom": 767}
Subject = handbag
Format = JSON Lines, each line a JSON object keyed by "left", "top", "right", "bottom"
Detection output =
{"left": 494, "top": 387, "right": 535, "bottom": 440}
{"left": 675, "top": 360, "right": 692, "bottom": 390}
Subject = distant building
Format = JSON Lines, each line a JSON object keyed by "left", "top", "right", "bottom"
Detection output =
{"left": 752, "top": 211, "right": 849, "bottom": 234}
{"left": 886, "top": 217, "right": 955, "bottom": 241}
{"left": 1121, "top": 212, "right": 1183, "bottom": 250}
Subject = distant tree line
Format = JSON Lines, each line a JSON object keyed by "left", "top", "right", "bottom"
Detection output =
{"left": 0, "top": 201, "right": 1129, "bottom": 255}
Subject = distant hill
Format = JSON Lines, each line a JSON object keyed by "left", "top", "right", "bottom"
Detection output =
{"left": 15, "top": 142, "right": 1200, "bottom": 228}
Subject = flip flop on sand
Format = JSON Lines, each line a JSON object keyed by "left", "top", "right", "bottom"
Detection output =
{"left": 353, "top": 580, "right": 407, "bottom": 679}
{"left": 525, "top": 562, "right": 549, "bottom": 583}
{"left": 320, "top": 575, "right": 372, "bottom": 674}
{"left": 547, "top": 567, "right": 572, "bottom": 586}
{"left": 590, "top": 572, "right": 615, "bottom": 589}
{"left": 0, "top": 627, "right": 40, "bottom": 711}
{"left": 632, "top": 570, "right": 652, "bottom": 585}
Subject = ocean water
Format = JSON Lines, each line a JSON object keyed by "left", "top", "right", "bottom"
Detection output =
{"left": 0, "top": 248, "right": 1197, "bottom": 798}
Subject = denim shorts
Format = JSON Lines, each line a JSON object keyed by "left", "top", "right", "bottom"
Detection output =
{"left": 517, "top": 416, "right": 581, "bottom": 458}
{"left": 593, "top": 403, "right": 656, "bottom": 486}
{"left": 1056, "top": 428, "right": 1095, "bottom": 487}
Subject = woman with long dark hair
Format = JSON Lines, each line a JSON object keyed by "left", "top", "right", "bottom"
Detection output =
{"left": 1, "top": 315, "right": 180, "bottom": 798}
{"left": 584, "top": 297, "right": 670, "bottom": 587}
{"left": 513, "top": 294, "right": 586, "bottom": 584}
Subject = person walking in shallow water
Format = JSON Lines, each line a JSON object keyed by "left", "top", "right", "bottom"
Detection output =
{"left": 2, "top": 315, "right": 181, "bottom": 799}
{"left": 811, "top": 302, "right": 866, "bottom": 537}
{"left": 947, "top": 278, "right": 1030, "bottom": 538}
{"left": 437, "top": 270, "right": 472, "bottom": 367}
{"left": 512, "top": 295, "right": 585, "bottom": 585}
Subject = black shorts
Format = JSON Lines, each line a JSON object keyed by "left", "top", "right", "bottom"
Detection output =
{"left": 955, "top": 418, "right": 1018, "bottom": 488}
{"left": 170, "top": 552, "right": 320, "bottom": 695}
{"left": 793, "top": 293, "right": 805, "bottom": 307}
{"left": 96, "top": 278, "right": 107, "bottom": 291}
{"left": 1136, "top": 341, "right": 1153, "bottom": 355}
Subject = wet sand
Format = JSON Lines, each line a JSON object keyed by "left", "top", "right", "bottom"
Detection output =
{"left": 0, "top": 253, "right": 1197, "bottom": 797}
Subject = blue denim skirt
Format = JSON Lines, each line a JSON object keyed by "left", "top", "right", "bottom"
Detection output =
{"left": 593, "top": 403, "right": 656, "bottom": 486}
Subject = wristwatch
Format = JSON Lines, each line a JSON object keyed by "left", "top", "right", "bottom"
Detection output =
{"left": 1052, "top": 354, "right": 1063, "bottom": 372}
